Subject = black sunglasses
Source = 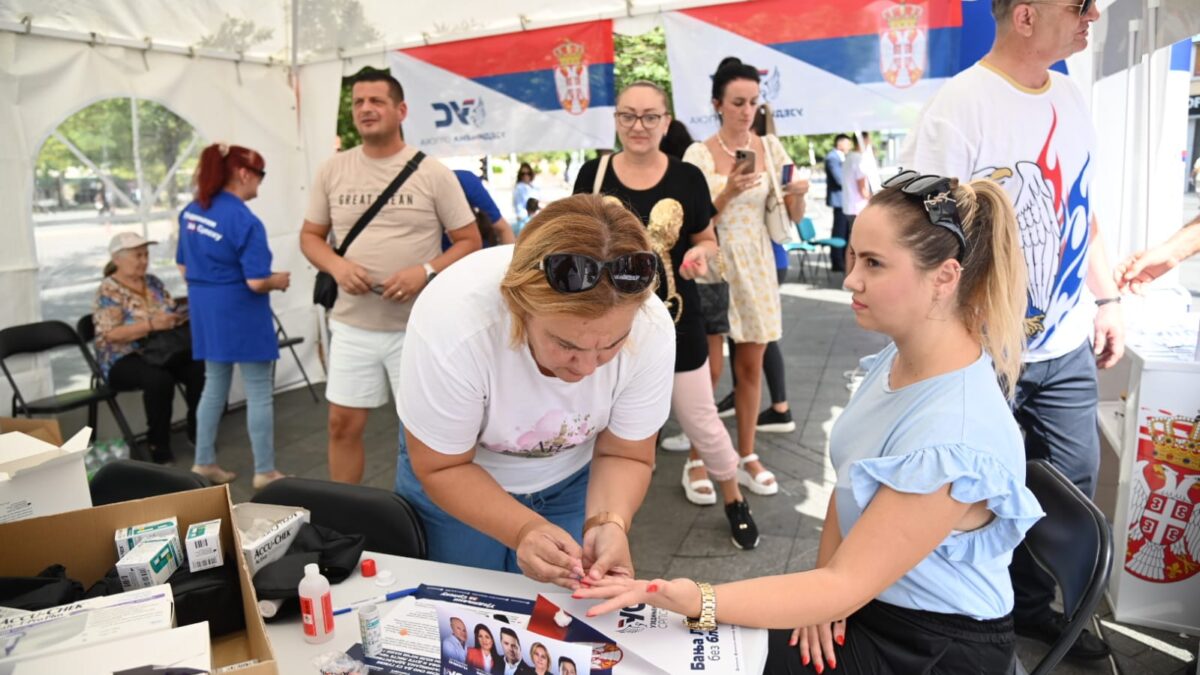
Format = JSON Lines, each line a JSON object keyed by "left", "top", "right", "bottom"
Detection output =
{"left": 1028, "top": 0, "right": 1094, "bottom": 17}
{"left": 538, "top": 252, "right": 658, "bottom": 294}
{"left": 881, "top": 170, "right": 967, "bottom": 261}
{"left": 248, "top": 167, "right": 266, "bottom": 179}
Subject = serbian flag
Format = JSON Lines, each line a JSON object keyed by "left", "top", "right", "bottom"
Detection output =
{"left": 390, "top": 20, "right": 615, "bottom": 155}
{"left": 665, "top": 0, "right": 964, "bottom": 137}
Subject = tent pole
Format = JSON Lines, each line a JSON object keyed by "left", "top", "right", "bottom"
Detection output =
{"left": 1145, "top": 0, "right": 1159, "bottom": 255}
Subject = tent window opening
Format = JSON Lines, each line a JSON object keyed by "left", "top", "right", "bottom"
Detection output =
{"left": 33, "top": 97, "right": 205, "bottom": 393}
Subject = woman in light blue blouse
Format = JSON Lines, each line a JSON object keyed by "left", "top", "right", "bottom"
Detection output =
{"left": 575, "top": 172, "right": 1043, "bottom": 673}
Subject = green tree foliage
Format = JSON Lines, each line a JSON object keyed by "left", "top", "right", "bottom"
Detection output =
{"left": 614, "top": 27, "right": 672, "bottom": 110}
{"left": 197, "top": 16, "right": 274, "bottom": 52}
{"left": 35, "top": 99, "right": 200, "bottom": 210}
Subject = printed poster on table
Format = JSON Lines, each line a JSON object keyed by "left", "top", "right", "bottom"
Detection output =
{"left": 435, "top": 604, "right": 591, "bottom": 675}
{"left": 539, "top": 593, "right": 751, "bottom": 674}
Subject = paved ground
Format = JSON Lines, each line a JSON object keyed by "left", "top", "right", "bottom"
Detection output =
{"left": 149, "top": 260, "right": 1197, "bottom": 674}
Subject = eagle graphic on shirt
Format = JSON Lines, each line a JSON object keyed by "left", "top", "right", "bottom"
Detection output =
{"left": 972, "top": 108, "right": 1091, "bottom": 349}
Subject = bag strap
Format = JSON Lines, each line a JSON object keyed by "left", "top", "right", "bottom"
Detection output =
{"left": 761, "top": 136, "right": 786, "bottom": 208}
{"left": 334, "top": 151, "right": 426, "bottom": 256}
{"left": 592, "top": 154, "right": 611, "bottom": 195}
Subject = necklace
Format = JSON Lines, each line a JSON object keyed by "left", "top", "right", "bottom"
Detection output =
{"left": 715, "top": 131, "right": 751, "bottom": 159}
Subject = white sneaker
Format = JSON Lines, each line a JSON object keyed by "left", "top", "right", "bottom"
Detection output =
{"left": 660, "top": 432, "right": 691, "bottom": 452}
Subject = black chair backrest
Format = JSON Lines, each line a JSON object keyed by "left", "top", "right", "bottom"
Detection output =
{"left": 0, "top": 320, "right": 82, "bottom": 360}
{"left": 77, "top": 314, "right": 97, "bottom": 343}
{"left": 252, "top": 477, "right": 427, "bottom": 560}
{"left": 1022, "top": 459, "right": 1113, "bottom": 675}
{"left": 90, "top": 459, "right": 213, "bottom": 506}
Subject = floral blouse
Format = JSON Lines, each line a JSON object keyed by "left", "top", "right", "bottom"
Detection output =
{"left": 93, "top": 274, "right": 179, "bottom": 376}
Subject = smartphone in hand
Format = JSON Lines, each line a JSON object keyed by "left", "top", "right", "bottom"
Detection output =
{"left": 734, "top": 149, "right": 757, "bottom": 175}
{"left": 781, "top": 163, "right": 794, "bottom": 185}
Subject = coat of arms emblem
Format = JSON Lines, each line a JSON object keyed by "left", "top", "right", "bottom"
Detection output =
{"left": 1125, "top": 411, "right": 1200, "bottom": 583}
{"left": 879, "top": 3, "right": 927, "bottom": 88}
{"left": 553, "top": 39, "right": 590, "bottom": 115}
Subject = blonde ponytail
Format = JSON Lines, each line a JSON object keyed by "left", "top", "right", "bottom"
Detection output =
{"left": 954, "top": 179, "right": 1027, "bottom": 397}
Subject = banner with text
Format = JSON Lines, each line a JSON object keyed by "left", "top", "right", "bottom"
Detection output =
{"left": 664, "top": 0, "right": 964, "bottom": 138}
{"left": 390, "top": 20, "right": 615, "bottom": 155}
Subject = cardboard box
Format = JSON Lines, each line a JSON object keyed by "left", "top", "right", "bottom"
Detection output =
{"left": 0, "top": 485, "right": 277, "bottom": 674}
{"left": 231, "top": 503, "right": 310, "bottom": 577}
{"left": 186, "top": 518, "right": 224, "bottom": 573}
{"left": 0, "top": 420, "right": 91, "bottom": 524}
{"left": 0, "top": 584, "right": 174, "bottom": 673}
{"left": 116, "top": 535, "right": 183, "bottom": 591}
{"left": 115, "top": 516, "right": 181, "bottom": 558}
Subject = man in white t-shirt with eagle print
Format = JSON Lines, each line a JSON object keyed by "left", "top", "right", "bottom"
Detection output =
{"left": 902, "top": 0, "right": 1120, "bottom": 662}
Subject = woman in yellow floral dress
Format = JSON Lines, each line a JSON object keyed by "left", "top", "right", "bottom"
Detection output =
{"left": 684, "top": 57, "right": 807, "bottom": 495}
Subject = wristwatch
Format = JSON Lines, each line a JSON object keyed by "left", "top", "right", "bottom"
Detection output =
{"left": 423, "top": 262, "right": 437, "bottom": 282}
{"left": 684, "top": 581, "right": 718, "bottom": 631}
{"left": 582, "top": 511, "right": 627, "bottom": 535}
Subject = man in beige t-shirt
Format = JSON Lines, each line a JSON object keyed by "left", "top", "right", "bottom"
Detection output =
{"left": 301, "top": 70, "right": 479, "bottom": 483}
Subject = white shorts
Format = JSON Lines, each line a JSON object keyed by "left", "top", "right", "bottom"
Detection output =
{"left": 325, "top": 319, "right": 405, "bottom": 409}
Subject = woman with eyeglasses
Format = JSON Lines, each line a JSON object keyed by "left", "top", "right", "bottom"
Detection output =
{"left": 683, "top": 57, "right": 808, "bottom": 499}
{"left": 575, "top": 174, "right": 1044, "bottom": 674}
{"left": 572, "top": 80, "right": 760, "bottom": 551}
{"left": 393, "top": 194, "right": 675, "bottom": 586}
{"left": 176, "top": 143, "right": 291, "bottom": 488}
{"left": 513, "top": 162, "right": 539, "bottom": 233}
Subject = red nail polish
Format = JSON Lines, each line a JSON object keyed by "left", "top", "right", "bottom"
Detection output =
{"left": 830, "top": 658, "right": 837, "bottom": 670}
{"left": 646, "top": 583, "right": 659, "bottom": 593}
{"left": 835, "top": 635, "right": 844, "bottom": 646}
{"left": 801, "top": 654, "right": 809, "bottom": 666}
{"left": 815, "top": 663, "right": 824, "bottom": 675}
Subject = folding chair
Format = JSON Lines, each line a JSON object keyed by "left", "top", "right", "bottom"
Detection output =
{"left": 0, "top": 320, "right": 138, "bottom": 451}
{"left": 253, "top": 477, "right": 427, "bottom": 559}
{"left": 89, "top": 459, "right": 212, "bottom": 506}
{"left": 783, "top": 222, "right": 817, "bottom": 282}
{"left": 273, "top": 310, "right": 319, "bottom": 403}
{"left": 798, "top": 217, "right": 847, "bottom": 283}
{"left": 1014, "top": 459, "right": 1114, "bottom": 675}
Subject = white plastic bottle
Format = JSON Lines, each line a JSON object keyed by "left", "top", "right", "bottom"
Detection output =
{"left": 298, "top": 563, "right": 334, "bottom": 644}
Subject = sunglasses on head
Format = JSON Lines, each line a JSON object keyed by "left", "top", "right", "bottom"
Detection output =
{"left": 538, "top": 252, "right": 658, "bottom": 294}
{"left": 880, "top": 170, "right": 967, "bottom": 261}
{"left": 1028, "top": 0, "right": 1094, "bottom": 16}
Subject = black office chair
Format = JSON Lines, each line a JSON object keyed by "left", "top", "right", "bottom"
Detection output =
{"left": 252, "top": 477, "right": 427, "bottom": 559}
{"left": 272, "top": 310, "right": 319, "bottom": 403}
{"left": 89, "top": 459, "right": 213, "bottom": 506}
{"left": 1016, "top": 459, "right": 1114, "bottom": 675}
{"left": 0, "top": 320, "right": 138, "bottom": 450}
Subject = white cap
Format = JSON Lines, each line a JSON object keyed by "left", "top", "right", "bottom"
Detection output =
{"left": 108, "top": 231, "right": 157, "bottom": 255}
{"left": 305, "top": 563, "right": 320, "bottom": 577}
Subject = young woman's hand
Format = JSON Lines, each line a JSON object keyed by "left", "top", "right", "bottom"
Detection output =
{"left": 790, "top": 619, "right": 846, "bottom": 673}
{"left": 572, "top": 576, "right": 702, "bottom": 619}
{"left": 679, "top": 246, "right": 710, "bottom": 280}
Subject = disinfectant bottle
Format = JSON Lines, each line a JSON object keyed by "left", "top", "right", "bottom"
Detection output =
{"left": 298, "top": 563, "right": 334, "bottom": 644}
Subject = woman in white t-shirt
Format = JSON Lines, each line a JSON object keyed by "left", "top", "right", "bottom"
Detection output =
{"left": 394, "top": 194, "right": 676, "bottom": 587}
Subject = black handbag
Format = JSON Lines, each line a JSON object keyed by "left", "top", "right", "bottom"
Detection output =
{"left": 142, "top": 323, "right": 192, "bottom": 367}
{"left": 313, "top": 151, "right": 426, "bottom": 309}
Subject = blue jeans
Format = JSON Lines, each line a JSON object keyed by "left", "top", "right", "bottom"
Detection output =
{"left": 393, "top": 424, "right": 590, "bottom": 572}
{"left": 1008, "top": 340, "right": 1100, "bottom": 623}
{"left": 194, "top": 361, "right": 276, "bottom": 474}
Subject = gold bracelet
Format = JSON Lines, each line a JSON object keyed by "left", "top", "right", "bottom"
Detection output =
{"left": 684, "top": 581, "right": 717, "bottom": 631}
{"left": 582, "top": 511, "right": 627, "bottom": 535}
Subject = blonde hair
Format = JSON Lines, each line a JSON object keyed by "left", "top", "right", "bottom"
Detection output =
{"left": 869, "top": 178, "right": 1028, "bottom": 397}
{"left": 501, "top": 194, "right": 654, "bottom": 346}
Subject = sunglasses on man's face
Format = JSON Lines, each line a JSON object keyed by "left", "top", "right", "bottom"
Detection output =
{"left": 880, "top": 170, "right": 967, "bottom": 261}
{"left": 538, "top": 252, "right": 658, "bottom": 294}
{"left": 1028, "top": 0, "right": 1094, "bottom": 16}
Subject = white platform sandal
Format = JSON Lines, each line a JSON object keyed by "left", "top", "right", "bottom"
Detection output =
{"left": 737, "top": 453, "right": 779, "bottom": 496}
{"left": 682, "top": 459, "right": 717, "bottom": 506}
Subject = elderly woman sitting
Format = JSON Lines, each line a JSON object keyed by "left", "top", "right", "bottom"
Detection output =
{"left": 93, "top": 232, "right": 204, "bottom": 464}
